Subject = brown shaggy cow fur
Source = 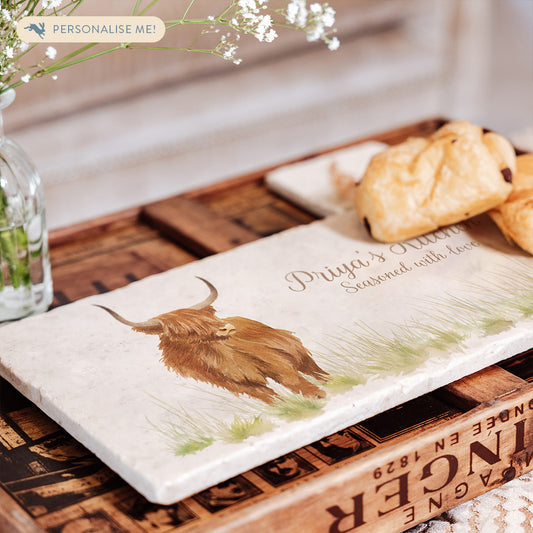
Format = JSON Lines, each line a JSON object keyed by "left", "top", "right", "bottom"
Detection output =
{"left": 95, "top": 302, "right": 327, "bottom": 404}
{"left": 97, "top": 278, "right": 329, "bottom": 404}
{"left": 92, "top": 300, "right": 320, "bottom": 403}
{"left": 147, "top": 306, "right": 328, "bottom": 404}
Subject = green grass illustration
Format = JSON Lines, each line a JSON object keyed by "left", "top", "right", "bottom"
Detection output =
{"left": 220, "top": 415, "right": 275, "bottom": 443}
{"left": 150, "top": 257, "right": 533, "bottom": 456}
{"left": 149, "top": 386, "right": 325, "bottom": 454}
{"left": 174, "top": 435, "right": 215, "bottom": 456}
{"left": 322, "top": 374, "right": 365, "bottom": 394}
{"left": 147, "top": 396, "right": 216, "bottom": 455}
{"left": 269, "top": 393, "right": 325, "bottom": 420}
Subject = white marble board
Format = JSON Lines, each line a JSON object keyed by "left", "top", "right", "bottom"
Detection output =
{"left": 2, "top": 207, "right": 533, "bottom": 504}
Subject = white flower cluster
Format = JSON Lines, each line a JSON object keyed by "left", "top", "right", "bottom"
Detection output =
{"left": 1, "top": 5, "right": 58, "bottom": 89}
{"left": 42, "top": 0, "right": 62, "bottom": 9}
{"left": 209, "top": 0, "right": 338, "bottom": 64}
{"left": 231, "top": 0, "right": 278, "bottom": 44}
{"left": 1, "top": 8, "right": 23, "bottom": 82}
{"left": 1, "top": 9, "right": 13, "bottom": 22}
{"left": 215, "top": 32, "right": 242, "bottom": 65}
{"left": 286, "top": 0, "right": 307, "bottom": 27}
{"left": 286, "top": 0, "right": 338, "bottom": 50}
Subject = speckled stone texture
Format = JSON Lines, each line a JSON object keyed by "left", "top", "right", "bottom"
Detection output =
{"left": 1, "top": 210, "right": 533, "bottom": 504}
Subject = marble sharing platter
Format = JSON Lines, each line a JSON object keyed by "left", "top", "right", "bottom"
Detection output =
{"left": 2, "top": 203, "right": 533, "bottom": 504}
{"left": 265, "top": 141, "right": 387, "bottom": 216}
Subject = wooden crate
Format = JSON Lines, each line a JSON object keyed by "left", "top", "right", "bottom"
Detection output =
{"left": 1, "top": 118, "right": 532, "bottom": 533}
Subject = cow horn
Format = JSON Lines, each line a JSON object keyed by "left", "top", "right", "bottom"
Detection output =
{"left": 94, "top": 305, "right": 160, "bottom": 329}
{"left": 189, "top": 277, "right": 218, "bottom": 310}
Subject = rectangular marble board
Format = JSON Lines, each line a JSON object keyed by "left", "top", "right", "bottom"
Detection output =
{"left": 2, "top": 210, "right": 533, "bottom": 504}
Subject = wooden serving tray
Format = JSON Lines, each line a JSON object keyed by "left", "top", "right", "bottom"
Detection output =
{"left": 1, "top": 118, "right": 532, "bottom": 532}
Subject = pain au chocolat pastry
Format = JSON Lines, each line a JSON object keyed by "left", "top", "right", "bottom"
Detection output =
{"left": 354, "top": 121, "right": 516, "bottom": 242}
{"left": 489, "top": 154, "right": 533, "bottom": 254}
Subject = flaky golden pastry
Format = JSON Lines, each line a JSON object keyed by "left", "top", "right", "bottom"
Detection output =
{"left": 353, "top": 121, "right": 515, "bottom": 242}
{"left": 489, "top": 154, "right": 533, "bottom": 254}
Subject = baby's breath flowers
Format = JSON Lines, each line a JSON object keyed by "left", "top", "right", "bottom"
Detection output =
{"left": 0, "top": 0, "right": 339, "bottom": 94}
{"left": 287, "top": 0, "right": 337, "bottom": 47}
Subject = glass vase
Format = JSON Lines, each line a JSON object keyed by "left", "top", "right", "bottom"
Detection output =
{"left": 0, "top": 89, "right": 53, "bottom": 322}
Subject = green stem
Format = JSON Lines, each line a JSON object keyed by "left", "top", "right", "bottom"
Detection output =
{"left": 0, "top": 188, "right": 30, "bottom": 291}
{"left": 181, "top": 0, "right": 197, "bottom": 21}
{"left": 45, "top": 44, "right": 125, "bottom": 70}
{"left": 47, "top": 43, "right": 99, "bottom": 67}
{"left": 131, "top": 0, "right": 143, "bottom": 15}
{"left": 124, "top": 44, "right": 218, "bottom": 55}
{"left": 217, "top": 1, "right": 238, "bottom": 20}
{"left": 185, "top": 27, "right": 206, "bottom": 50}
{"left": 138, "top": 0, "right": 161, "bottom": 16}
{"left": 7, "top": 44, "right": 124, "bottom": 90}
{"left": 13, "top": 43, "right": 39, "bottom": 63}
{"left": 57, "top": 0, "right": 85, "bottom": 16}
{"left": 0, "top": 227, "right": 30, "bottom": 289}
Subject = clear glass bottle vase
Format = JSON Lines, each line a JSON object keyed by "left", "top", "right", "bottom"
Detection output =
{"left": 0, "top": 89, "right": 53, "bottom": 321}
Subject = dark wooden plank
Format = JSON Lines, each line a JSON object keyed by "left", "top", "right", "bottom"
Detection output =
{"left": 499, "top": 348, "right": 533, "bottom": 382}
{"left": 50, "top": 221, "right": 196, "bottom": 306}
{"left": 49, "top": 207, "right": 142, "bottom": 248}
{"left": 51, "top": 224, "right": 161, "bottom": 268}
{"left": 141, "top": 197, "right": 260, "bottom": 256}
{"left": 200, "top": 181, "right": 316, "bottom": 237}
{"left": 440, "top": 366, "right": 528, "bottom": 410}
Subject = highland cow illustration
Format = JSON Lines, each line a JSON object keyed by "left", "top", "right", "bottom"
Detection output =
{"left": 96, "top": 278, "right": 328, "bottom": 404}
